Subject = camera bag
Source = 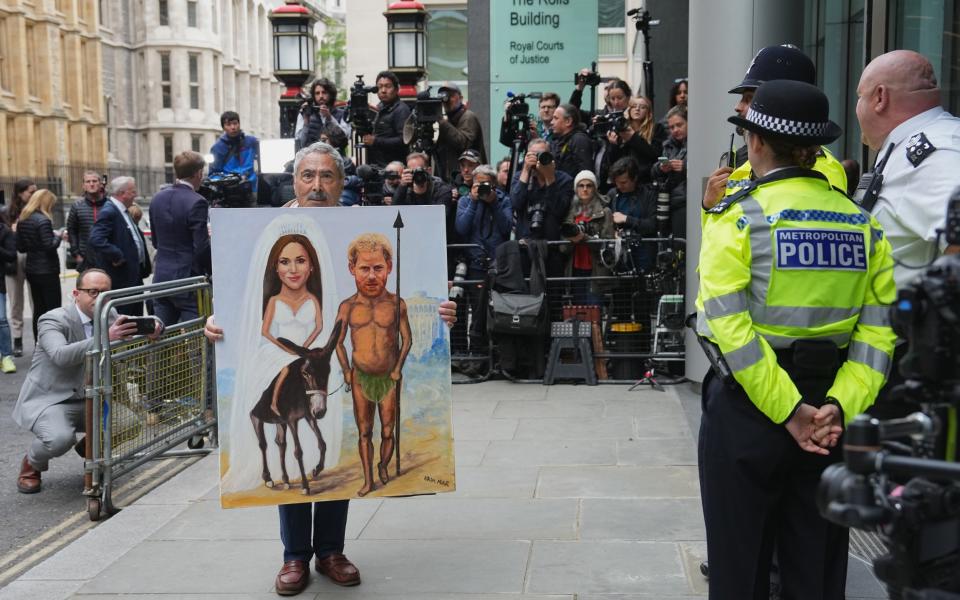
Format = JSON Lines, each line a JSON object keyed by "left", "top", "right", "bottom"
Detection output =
{"left": 488, "top": 241, "right": 548, "bottom": 336}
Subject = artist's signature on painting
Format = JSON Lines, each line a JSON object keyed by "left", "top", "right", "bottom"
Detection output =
{"left": 423, "top": 474, "right": 450, "bottom": 487}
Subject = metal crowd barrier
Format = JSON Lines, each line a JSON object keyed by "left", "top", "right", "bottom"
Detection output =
{"left": 447, "top": 236, "right": 687, "bottom": 385}
{"left": 82, "top": 276, "right": 216, "bottom": 520}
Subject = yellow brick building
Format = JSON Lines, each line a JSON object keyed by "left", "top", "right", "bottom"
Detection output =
{"left": 0, "top": 0, "right": 106, "bottom": 180}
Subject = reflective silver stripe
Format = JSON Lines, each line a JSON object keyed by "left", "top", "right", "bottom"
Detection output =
{"left": 696, "top": 311, "right": 713, "bottom": 337}
{"left": 858, "top": 305, "right": 891, "bottom": 328}
{"left": 749, "top": 303, "right": 860, "bottom": 328}
{"left": 740, "top": 196, "right": 772, "bottom": 303}
{"left": 725, "top": 337, "right": 765, "bottom": 372}
{"left": 760, "top": 331, "right": 853, "bottom": 349}
{"left": 704, "top": 291, "right": 749, "bottom": 319}
{"left": 848, "top": 341, "right": 891, "bottom": 376}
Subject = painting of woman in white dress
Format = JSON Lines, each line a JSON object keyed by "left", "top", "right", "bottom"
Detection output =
{"left": 220, "top": 215, "right": 342, "bottom": 497}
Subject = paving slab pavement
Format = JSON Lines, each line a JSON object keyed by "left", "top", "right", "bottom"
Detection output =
{"left": 0, "top": 380, "right": 886, "bottom": 599}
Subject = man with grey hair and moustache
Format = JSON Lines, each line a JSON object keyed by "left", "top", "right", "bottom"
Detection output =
{"left": 204, "top": 141, "right": 458, "bottom": 596}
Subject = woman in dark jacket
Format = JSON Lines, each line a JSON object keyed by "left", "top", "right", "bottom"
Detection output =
{"left": 16, "top": 189, "right": 63, "bottom": 340}
{"left": 652, "top": 105, "right": 688, "bottom": 238}
{"left": 0, "top": 212, "right": 18, "bottom": 372}
{"left": 6, "top": 179, "right": 35, "bottom": 356}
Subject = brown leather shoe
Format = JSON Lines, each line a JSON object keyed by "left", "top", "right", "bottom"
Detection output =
{"left": 315, "top": 553, "right": 360, "bottom": 586}
{"left": 17, "top": 456, "right": 41, "bottom": 494}
{"left": 274, "top": 560, "right": 309, "bottom": 596}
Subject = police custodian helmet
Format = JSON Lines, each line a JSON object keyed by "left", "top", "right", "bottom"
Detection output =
{"left": 729, "top": 44, "right": 816, "bottom": 94}
{"left": 727, "top": 79, "right": 842, "bottom": 146}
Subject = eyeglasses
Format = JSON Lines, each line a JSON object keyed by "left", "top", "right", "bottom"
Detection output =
{"left": 78, "top": 288, "right": 106, "bottom": 298}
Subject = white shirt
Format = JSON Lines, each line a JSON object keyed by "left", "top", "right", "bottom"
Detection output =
{"left": 75, "top": 304, "right": 93, "bottom": 339}
{"left": 110, "top": 197, "right": 146, "bottom": 266}
{"left": 872, "top": 106, "right": 960, "bottom": 288}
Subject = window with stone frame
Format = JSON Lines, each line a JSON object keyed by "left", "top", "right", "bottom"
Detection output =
{"left": 188, "top": 0, "right": 198, "bottom": 28}
{"left": 160, "top": 52, "right": 171, "bottom": 109}
{"left": 163, "top": 134, "right": 174, "bottom": 181}
{"left": 189, "top": 53, "right": 200, "bottom": 109}
{"left": 159, "top": 0, "right": 169, "bottom": 26}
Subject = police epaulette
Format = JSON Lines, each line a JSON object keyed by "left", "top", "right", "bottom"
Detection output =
{"left": 707, "top": 182, "right": 755, "bottom": 214}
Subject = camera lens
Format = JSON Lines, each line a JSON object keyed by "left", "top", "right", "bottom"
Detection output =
{"left": 537, "top": 151, "right": 554, "bottom": 166}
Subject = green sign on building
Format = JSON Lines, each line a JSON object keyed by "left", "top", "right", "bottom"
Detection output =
{"left": 489, "top": 0, "right": 599, "bottom": 151}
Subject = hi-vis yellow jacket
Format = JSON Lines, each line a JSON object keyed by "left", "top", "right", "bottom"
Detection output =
{"left": 728, "top": 146, "right": 848, "bottom": 197}
{"left": 696, "top": 168, "right": 896, "bottom": 425}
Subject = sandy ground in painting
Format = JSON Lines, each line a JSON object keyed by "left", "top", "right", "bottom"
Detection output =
{"left": 219, "top": 415, "right": 455, "bottom": 508}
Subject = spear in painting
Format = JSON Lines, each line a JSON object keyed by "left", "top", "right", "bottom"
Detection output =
{"left": 393, "top": 211, "right": 404, "bottom": 476}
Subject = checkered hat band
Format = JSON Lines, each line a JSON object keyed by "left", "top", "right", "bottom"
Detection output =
{"left": 746, "top": 107, "right": 828, "bottom": 137}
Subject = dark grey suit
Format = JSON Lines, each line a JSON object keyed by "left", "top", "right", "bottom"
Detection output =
{"left": 12, "top": 305, "right": 115, "bottom": 470}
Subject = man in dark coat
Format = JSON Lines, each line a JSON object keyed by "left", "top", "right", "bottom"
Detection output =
{"left": 435, "top": 82, "right": 486, "bottom": 182}
{"left": 88, "top": 176, "right": 151, "bottom": 316}
{"left": 361, "top": 71, "right": 411, "bottom": 168}
{"left": 149, "top": 151, "right": 211, "bottom": 325}
{"left": 549, "top": 104, "right": 594, "bottom": 178}
{"left": 66, "top": 170, "right": 107, "bottom": 271}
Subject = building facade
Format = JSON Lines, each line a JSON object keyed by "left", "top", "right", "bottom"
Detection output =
{"left": 100, "top": 0, "right": 283, "bottom": 192}
{"left": 0, "top": 0, "right": 108, "bottom": 180}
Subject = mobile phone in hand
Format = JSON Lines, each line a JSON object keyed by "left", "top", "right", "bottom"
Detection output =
{"left": 125, "top": 316, "right": 156, "bottom": 335}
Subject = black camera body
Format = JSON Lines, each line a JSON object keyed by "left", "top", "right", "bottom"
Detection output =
{"left": 560, "top": 216, "right": 603, "bottom": 239}
{"left": 411, "top": 167, "right": 430, "bottom": 186}
{"left": 476, "top": 181, "right": 492, "bottom": 198}
{"left": 590, "top": 111, "right": 630, "bottom": 137}
{"left": 575, "top": 70, "right": 602, "bottom": 87}
{"left": 346, "top": 74, "right": 376, "bottom": 138}
{"left": 356, "top": 163, "right": 385, "bottom": 205}
{"left": 199, "top": 172, "right": 248, "bottom": 208}
{"left": 504, "top": 92, "right": 540, "bottom": 146}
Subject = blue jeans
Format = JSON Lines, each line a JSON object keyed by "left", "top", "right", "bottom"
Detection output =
{"left": 0, "top": 293, "right": 12, "bottom": 356}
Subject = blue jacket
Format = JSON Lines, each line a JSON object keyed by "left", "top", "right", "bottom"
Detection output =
{"left": 149, "top": 182, "right": 211, "bottom": 280}
{"left": 455, "top": 189, "right": 513, "bottom": 271}
{"left": 88, "top": 200, "right": 151, "bottom": 289}
{"left": 210, "top": 131, "right": 260, "bottom": 192}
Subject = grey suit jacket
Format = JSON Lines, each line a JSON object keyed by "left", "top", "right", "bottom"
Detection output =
{"left": 12, "top": 305, "right": 116, "bottom": 430}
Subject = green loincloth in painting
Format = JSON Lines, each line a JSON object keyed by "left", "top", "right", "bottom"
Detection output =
{"left": 353, "top": 367, "right": 396, "bottom": 404}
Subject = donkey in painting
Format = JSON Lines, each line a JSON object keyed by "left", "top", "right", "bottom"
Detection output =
{"left": 250, "top": 320, "right": 343, "bottom": 494}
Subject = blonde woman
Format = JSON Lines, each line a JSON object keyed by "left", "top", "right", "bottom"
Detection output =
{"left": 16, "top": 190, "right": 65, "bottom": 340}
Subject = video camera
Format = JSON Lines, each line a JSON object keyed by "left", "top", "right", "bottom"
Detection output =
{"left": 346, "top": 74, "right": 376, "bottom": 138}
{"left": 402, "top": 90, "right": 444, "bottom": 154}
{"left": 199, "top": 172, "right": 249, "bottom": 208}
{"left": 817, "top": 192, "right": 960, "bottom": 599}
{"left": 589, "top": 111, "right": 630, "bottom": 137}
{"left": 355, "top": 164, "right": 386, "bottom": 206}
{"left": 503, "top": 91, "right": 541, "bottom": 147}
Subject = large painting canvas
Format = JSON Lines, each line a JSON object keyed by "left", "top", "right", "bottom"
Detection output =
{"left": 212, "top": 206, "right": 455, "bottom": 508}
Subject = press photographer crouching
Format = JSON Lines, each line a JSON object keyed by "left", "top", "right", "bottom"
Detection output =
{"left": 454, "top": 165, "right": 513, "bottom": 361}
{"left": 560, "top": 170, "right": 614, "bottom": 306}
{"left": 511, "top": 138, "right": 573, "bottom": 277}
{"left": 296, "top": 77, "right": 351, "bottom": 154}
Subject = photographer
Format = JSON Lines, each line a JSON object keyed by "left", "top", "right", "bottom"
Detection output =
{"left": 382, "top": 161, "right": 404, "bottom": 205}
{"left": 295, "top": 78, "right": 351, "bottom": 153}
{"left": 455, "top": 165, "right": 513, "bottom": 356}
{"left": 435, "top": 82, "right": 486, "bottom": 183}
{"left": 392, "top": 152, "right": 452, "bottom": 208}
{"left": 569, "top": 69, "right": 622, "bottom": 122}
{"left": 498, "top": 92, "right": 560, "bottom": 148}
{"left": 560, "top": 171, "right": 614, "bottom": 305}
{"left": 607, "top": 157, "right": 656, "bottom": 272}
{"left": 652, "top": 105, "right": 688, "bottom": 238}
{"left": 602, "top": 95, "right": 665, "bottom": 188}
{"left": 549, "top": 104, "right": 594, "bottom": 179}
{"left": 361, "top": 71, "right": 411, "bottom": 168}
{"left": 511, "top": 138, "right": 573, "bottom": 276}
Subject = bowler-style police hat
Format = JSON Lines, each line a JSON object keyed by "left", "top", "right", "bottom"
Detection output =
{"left": 728, "top": 80, "right": 841, "bottom": 146}
{"left": 729, "top": 45, "right": 816, "bottom": 94}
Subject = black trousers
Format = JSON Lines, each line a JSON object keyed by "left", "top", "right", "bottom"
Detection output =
{"left": 26, "top": 272, "right": 62, "bottom": 341}
{"left": 278, "top": 499, "right": 349, "bottom": 562}
{"left": 698, "top": 370, "right": 848, "bottom": 600}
